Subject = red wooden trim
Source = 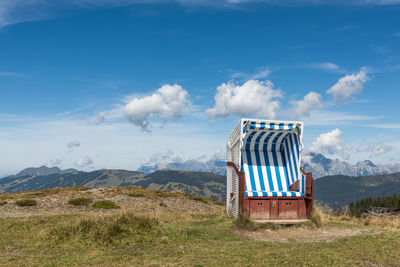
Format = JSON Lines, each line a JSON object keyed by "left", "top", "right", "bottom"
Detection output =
{"left": 289, "top": 180, "right": 299, "bottom": 191}
{"left": 239, "top": 170, "right": 245, "bottom": 214}
{"left": 300, "top": 168, "right": 309, "bottom": 175}
{"left": 227, "top": 161, "right": 246, "bottom": 214}
{"left": 227, "top": 161, "right": 241, "bottom": 177}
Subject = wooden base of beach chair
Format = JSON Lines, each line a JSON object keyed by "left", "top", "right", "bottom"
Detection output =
{"left": 253, "top": 219, "right": 310, "bottom": 224}
{"left": 228, "top": 161, "right": 314, "bottom": 221}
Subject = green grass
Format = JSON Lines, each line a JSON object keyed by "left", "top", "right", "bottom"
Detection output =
{"left": 68, "top": 197, "right": 92, "bottom": 206}
{"left": 1, "top": 212, "right": 399, "bottom": 266}
{"left": 15, "top": 199, "right": 37, "bottom": 207}
{"left": 92, "top": 200, "right": 120, "bottom": 209}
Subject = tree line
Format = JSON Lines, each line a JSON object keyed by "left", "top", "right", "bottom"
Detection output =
{"left": 348, "top": 193, "right": 400, "bottom": 217}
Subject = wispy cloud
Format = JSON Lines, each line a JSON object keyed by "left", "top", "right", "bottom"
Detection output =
{"left": 93, "top": 111, "right": 109, "bottom": 125}
{"left": 67, "top": 140, "right": 80, "bottom": 149}
{"left": 0, "top": 71, "right": 19, "bottom": 76}
{"left": 364, "top": 123, "right": 400, "bottom": 129}
{"left": 289, "top": 62, "right": 346, "bottom": 73}
{"left": 366, "top": 144, "right": 393, "bottom": 155}
{"left": 0, "top": 111, "right": 226, "bottom": 174}
{"left": 1, "top": 0, "right": 400, "bottom": 28}
{"left": 393, "top": 33, "right": 400, "bottom": 37}
{"left": 302, "top": 62, "right": 342, "bottom": 72}
{"left": 330, "top": 25, "right": 359, "bottom": 32}
{"left": 370, "top": 44, "right": 389, "bottom": 54}
{"left": 230, "top": 67, "right": 270, "bottom": 80}
{"left": 303, "top": 110, "right": 382, "bottom": 126}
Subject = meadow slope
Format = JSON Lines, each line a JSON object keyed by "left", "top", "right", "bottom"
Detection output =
{"left": 0, "top": 187, "right": 399, "bottom": 266}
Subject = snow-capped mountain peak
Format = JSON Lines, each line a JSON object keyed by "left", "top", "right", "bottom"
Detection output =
{"left": 302, "top": 152, "right": 400, "bottom": 178}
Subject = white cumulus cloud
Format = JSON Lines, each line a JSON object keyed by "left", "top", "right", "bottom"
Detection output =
{"left": 309, "top": 128, "right": 347, "bottom": 158}
{"left": 290, "top": 91, "right": 322, "bottom": 119}
{"left": 74, "top": 156, "right": 93, "bottom": 167}
{"left": 123, "top": 84, "right": 191, "bottom": 131}
{"left": 93, "top": 111, "right": 109, "bottom": 125}
{"left": 206, "top": 80, "right": 282, "bottom": 120}
{"left": 67, "top": 140, "right": 80, "bottom": 148}
{"left": 327, "top": 68, "right": 369, "bottom": 102}
{"left": 367, "top": 144, "right": 393, "bottom": 156}
{"left": 139, "top": 150, "right": 173, "bottom": 166}
{"left": 45, "top": 158, "right": 62, "bottom": 168}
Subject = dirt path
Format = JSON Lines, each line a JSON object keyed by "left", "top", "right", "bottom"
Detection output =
{"left": 233, "top": 225, "right": 382, "bottom": 242}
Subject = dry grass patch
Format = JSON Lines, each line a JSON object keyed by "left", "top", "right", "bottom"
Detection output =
{"left": 1, "top": 207, "right": 400, "bottom": 266}
{"left": 0, "top": 186, "right": 92, "bottom": 201}
{"left": 187, "top": 195, "right": 208, "bottom": 204}
{"left": 52, "top": 213, "right": 159, "bottom": 245}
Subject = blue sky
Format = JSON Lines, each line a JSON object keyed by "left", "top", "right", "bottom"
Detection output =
{"left": 1, "top": 0, "right": 400, "bottom": 176}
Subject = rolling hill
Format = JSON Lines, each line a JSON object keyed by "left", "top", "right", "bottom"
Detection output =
{"left": 2, "top": 166, "right": 400, "bottom": 207}
{"left": 314, "top": 172, "right": 400, "bottom": 208}
{"left": 0, "top": 166, "right": 226, "bottom": 202}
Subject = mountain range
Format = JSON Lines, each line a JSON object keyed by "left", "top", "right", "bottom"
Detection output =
{"left": 138, "top": 159, "right": 227, "bottom": 175}
{"left": 136, "top": 152, "right": 400, "bottom": 179}
{"left": 302, "top": 152, "right": 400, "bottom": 178}
{"left": 0, "top": 166, "right": 225, "bottom": 202}
{"left": 1, "top": 165, "right": 400, "bottom": 208}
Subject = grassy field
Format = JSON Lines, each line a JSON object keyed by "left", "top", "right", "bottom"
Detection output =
{"left": 1, "top": 187, "right": 400, "bottom": 266}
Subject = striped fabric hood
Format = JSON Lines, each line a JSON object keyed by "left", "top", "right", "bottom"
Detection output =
{"left": 239, "top": 119, "right": 305, "bottom": 197}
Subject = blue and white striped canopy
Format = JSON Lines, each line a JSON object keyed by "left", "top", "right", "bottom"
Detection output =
{"left": 240, "top": 119, "right": 305, "bottom": 197}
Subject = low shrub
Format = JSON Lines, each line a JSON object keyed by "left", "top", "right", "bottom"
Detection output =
{"left": 92, "top": 200, "right": 120, "bottom": 209}
{"left": 68, "top": 197, "right": 92, "bottom": 206}
{"left": 15, "top": 199, "right": 37, "bottom": 207}
{"left": 214, "top": 201, "right": 225, "bottom": 206}
{"left": 0, "top": 201, "right": 7, "bottom": 206}
{"left": 235, "top": 213, "right": 257, "bottom": 230}
{"left": 127, "top": 192, "right": 146, "bottom": 198}
{"left": 310, "top": 209, "right": 323, "bottom": 228}
{"left": 188, "top": 195, "right": 208, "bottom": 204}
{"left": 235, "top": 213, "right": 282, "bottom": 231}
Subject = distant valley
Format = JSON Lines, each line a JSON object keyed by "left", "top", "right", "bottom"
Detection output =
{"left": 315, "top": 172, "right": 400, "bottom": 208}
{"left": 0, "top": 167, "right": 225, "bottom": 202}
{"left": 1, "top": 165, "right": 400, "bottom": 208}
